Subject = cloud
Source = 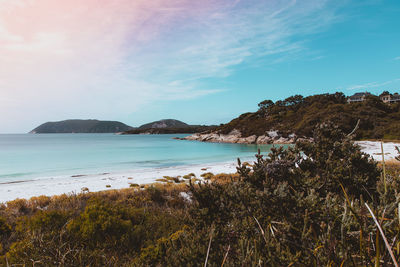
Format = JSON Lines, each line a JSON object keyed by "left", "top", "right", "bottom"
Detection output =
{"left": 0, "top": 0, "right": 344, "bottom": 132}
{"left": 347, "top": 78, "right": 400, "bottom": 91}
{"left": 394, "top": 56, "right": 400, "bottom": 61}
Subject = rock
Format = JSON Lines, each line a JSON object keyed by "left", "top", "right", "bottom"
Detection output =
{"left": 274, "top": 137, "right": 292, "bottom": 144}
{"left": 228, "top": 129, "right": 241, "bottom": 136}
{"left": 237, "top": 135, "right": 257, "bottom": 144}
{"left": 172, "top": 137, "right": 185, "bottom": 140}
{"left": 183, "top": 129, "right": 307, "bottom": 145}
{"left": 267, "top": 130, "right": 279, "bottom": 138}
{"left": 256, "top": 135, "right": 272, "bottom": 144}
{"left": 204, "top": 133, "right": 220, "bottom": 142}
{"left": 179, "top": 192, "right": 192, "bottom": 203}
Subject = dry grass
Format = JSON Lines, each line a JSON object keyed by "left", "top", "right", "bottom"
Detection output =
{"left": 210, "top": 173, "right": 240, "bottom": 184}
{"left": 384, "top": 159, "right": 400, "bottom": 166}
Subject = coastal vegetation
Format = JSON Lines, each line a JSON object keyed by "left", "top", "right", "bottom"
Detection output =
{"left": 216, "top": 92, "right": 400, "bottom": 140}
{"left": 1, "top": 123, "right": 400, "bottom": 266}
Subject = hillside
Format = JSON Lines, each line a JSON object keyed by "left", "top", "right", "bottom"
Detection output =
{"left": 138, "top": 119, "right": 189, "bottom": 129}
{"left": 30, "top": 119, "right": 133, "bottom": 133}
{"left": 123, "top": 119, "right": 215, "bottom": 134}
{"left": 122, "top": 125, "right": 215, "bottom": 135}
{"left": 185, "top": 92, "right": 400, "bottom": 143}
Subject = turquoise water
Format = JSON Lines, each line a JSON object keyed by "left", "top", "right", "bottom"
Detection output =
{"left": 0, "top": 134, "right": 276, "bottom": 183}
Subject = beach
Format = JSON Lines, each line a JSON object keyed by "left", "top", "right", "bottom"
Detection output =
{"left": 0, "top": 133, "right": 266, "bottom": 203}
{"left": 0, "top": 160, "right": 238, "bottom": 203}
{"left": 355, "top": 140, "right": 400, "bottom": 161}
{"left": 0, "top": 139, "right": 398, "bottom": 203}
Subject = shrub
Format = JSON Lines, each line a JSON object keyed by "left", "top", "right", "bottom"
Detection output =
{"left": 67, "top": 198, "right": 145, "bottom": 251}
{"left": 17, "top": 210, "right": 69, "bottom": 233}
{"left": 143, "top": 122, "right": 388, "bottom": 266}
{"left": 200, "top": 172, "right": 214, "bottom": 180}
{"left": 0, "top": 217, "right": 11, "bottom": 237}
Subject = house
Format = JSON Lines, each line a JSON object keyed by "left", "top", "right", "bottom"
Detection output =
{"left": 380, "top": 93, "right": 391, "bottom": 103}
{"left": 380, "top": 92, "right": 400, "bottom": 103}
{"left": 347, "top": 92, "right": 371, "bottom": 103}
{"left": 393, "top": 93, "right": 400, "bottom": 102}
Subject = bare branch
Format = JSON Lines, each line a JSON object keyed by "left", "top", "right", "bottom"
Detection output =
{"left": 365, "top": 203, "right": 399, "bottom": 267}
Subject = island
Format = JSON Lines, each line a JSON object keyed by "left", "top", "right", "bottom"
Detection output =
{"left": 121, "top": 119, "right": 216, "bottom": 134}
{"left": 30, "top": 119, "right": 133, "bottom": 133}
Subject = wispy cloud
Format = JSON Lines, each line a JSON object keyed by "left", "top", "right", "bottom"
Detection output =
{"left": 394, "top": 56, "right": 400, "bottom": 61}
{"left": 347, "top": 78, "right": 400, "bottom": 91}
{"left": 0, "top": 0, "right": 345, "bottom": 131}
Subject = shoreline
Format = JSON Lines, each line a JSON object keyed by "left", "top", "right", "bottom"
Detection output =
{"left": 182, "top": 130, "right": 400, "bottom": 147}
{"left": 0, "top": 160, "right": 239, "bottom": 203}
{"left": 355, "top": 140, "right": 400, "bottom": 161}
{"left": 1, "top": 140, "right": 399, "bottom": 203}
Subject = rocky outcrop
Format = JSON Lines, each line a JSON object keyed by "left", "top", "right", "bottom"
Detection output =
{"left": 183, "top": 129, "right": 307, "bottom": 144}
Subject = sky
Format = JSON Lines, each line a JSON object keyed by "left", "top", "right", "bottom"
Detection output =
{"left": 0, "top": 0, "right": 399, "bottom": 133}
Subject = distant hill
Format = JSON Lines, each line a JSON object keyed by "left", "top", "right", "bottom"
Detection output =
{"left": 122, "top": 126, "right": 215, "bottom": 135}
{"left": 138, "top": 119, "right": 189, "bottom": 129}
{"left": 30, "top": 120, "right": 133, "bottom": 133}
{"left": 122, "top": 119, "right": 215, "bottom": 134}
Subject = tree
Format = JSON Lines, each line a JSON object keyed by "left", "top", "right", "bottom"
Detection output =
{"left": 258, "top": 99, "right": 274, "bottom": 110}
{"left": 379, "top": 90, "right": 390, "bottom": 97}
{"left": 283, "top": 94, "right": 304, "bottom": 106}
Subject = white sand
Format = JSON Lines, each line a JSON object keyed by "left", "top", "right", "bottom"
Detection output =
{"left": 356, "top": 141, "right": 400, "bottom": 161}
{"left": 0, "top": 161, "right": 238, "bottom": 203}
{"left": 1, "top": 141, "right": 399, "bottom": 203}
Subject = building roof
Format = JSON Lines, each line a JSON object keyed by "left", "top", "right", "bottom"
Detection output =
{"left": 349, "top": 92, "right": 370, "bottom": 99}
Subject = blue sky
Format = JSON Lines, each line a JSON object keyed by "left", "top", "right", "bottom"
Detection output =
{"left": 130, "top": 0, "right": 400, "bottom": 127}
{"left": 0, "top": 0, "right": 399, "bottom": 132}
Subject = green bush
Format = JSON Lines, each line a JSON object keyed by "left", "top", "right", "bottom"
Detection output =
{"left": 140, "top": 122, "right": 394, "bottom": 266}
{"left": 0, "top": 217, "right": 11, "bottom": 237}
{"left": 18, "top": 210, "right": 69, "bottom": 233}
{"left": 67, "top": 198, "right": 145, "bottom": 251}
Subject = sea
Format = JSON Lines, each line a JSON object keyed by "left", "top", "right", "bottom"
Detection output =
{"left": 0, "top": 133, "right": 278, "bottom": 184}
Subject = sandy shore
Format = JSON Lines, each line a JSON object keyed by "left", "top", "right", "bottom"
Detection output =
{"left": 0, "top": 141, "right": 398, "bottom": 203}
{"left": 0, "top": 161, "right": 238, "bottom": 203}
{"left": 356, "top": 141, "right": 399, "bottom": 161}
